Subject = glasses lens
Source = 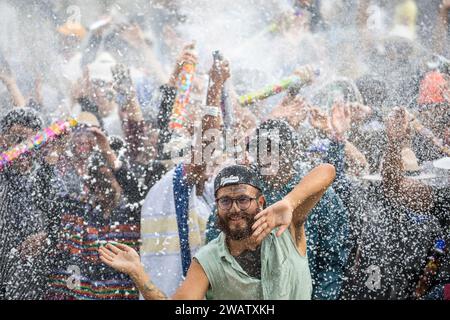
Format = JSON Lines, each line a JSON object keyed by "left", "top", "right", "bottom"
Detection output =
{"left": 237, "top": 196, "right": 251, "bottom": 210}
{"left": 218, "top": 196, "right": 256, "bottom": 210}
{"left": 218, "top": 197, "right": 232, "bottom": 210}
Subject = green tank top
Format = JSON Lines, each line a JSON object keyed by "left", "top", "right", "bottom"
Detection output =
{"left": 194, "top": 229, "right": 312, "bottom": 300}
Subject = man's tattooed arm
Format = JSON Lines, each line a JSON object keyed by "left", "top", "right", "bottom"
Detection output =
{"left": 130, "top": 267, "right": 168, "bottom": 300}
{"left": 141, "top": 280, "right": 167, "bottom": 300}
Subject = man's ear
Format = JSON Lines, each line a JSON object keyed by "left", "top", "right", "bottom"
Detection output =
{"left": 258, "top": 194, "right": 266, "bottom": 209}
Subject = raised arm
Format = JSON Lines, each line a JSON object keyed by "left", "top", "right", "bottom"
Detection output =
{"left": 267, "top": 95, "right": 309, "bottom": 129}
{"left": 434, "top": 1, "right": 450, "bottom": 55}
{"left": 325, "top": 103, "right": 353, "bottom": 198}
{"left": 285, "top": 163, "right": 336, "bottom": 227}
{"left": 0, "top": 51, "right": 26, "bottom": 108}
{"left": 112, "top": 63, "right": 156, "bottom": 164}
{"left": 120, "top": 23, "right": 169, "bottom": 86}
{"left": 156, "top": 45, "right": 198, "bottom": 158}
{"left": 381, "top": 107, "right": 433, "bottom": 212}
{"left": 309, "top": 103, "right": 370, "bottom": 174}
{"left": 186, "top": 54, "right": 230, "bottom": 196}
{"left": 202, "top": 54, "right": 230, "bottom": 139}
{"left": 98, "top": 243, "right": 209, "bottom": 300}
{"left": 87, "top": 127, "right": 120, "bottom": 169}
{"left": 252, "top": 163, "right": 336, "bottom": 243}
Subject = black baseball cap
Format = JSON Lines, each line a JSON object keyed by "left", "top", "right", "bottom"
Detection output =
{"left": 214, "top": 165, "right": 262, "bottom": 196}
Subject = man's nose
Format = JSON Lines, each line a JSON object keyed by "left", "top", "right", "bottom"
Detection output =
{"left": 230, "top": 200, "right": 240, "bottom": 213}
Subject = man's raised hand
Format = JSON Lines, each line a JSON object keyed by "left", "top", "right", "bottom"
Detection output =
{"left": 251, "top": 199, "right": 294, "bottom": 243}
{"left": 98, "top": 242, "right": 141, "bottom": 276}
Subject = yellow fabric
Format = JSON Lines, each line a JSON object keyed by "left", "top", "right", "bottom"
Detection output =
{"left": 141, "top": 210, "right": 207, "bottom": 255}
{"left": 394, "top": 0, "right": 417, "bottom": 30}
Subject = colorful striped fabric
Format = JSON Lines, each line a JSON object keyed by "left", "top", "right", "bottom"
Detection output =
{"left": 48, "top": 272, "right": 139, "bottom": 300}
{"left": 47, "top": 196, "right": 140, "bottom": 300}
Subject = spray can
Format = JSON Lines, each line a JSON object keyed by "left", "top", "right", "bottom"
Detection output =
{"left": 414, "top": 239, "right": 447, "bottom": 299}
{"left": 238, "top": 68, "right": 319, "bottom": 106}
{"left": 212, "top": 50, "right": 234, "bottom": 129}
{"left": 169, "top": 46, "right": 196, "bottom": 130}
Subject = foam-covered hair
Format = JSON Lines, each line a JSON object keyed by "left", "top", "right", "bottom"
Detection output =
{"left": 0, "top": 107, "right": 43, "bottom": 133}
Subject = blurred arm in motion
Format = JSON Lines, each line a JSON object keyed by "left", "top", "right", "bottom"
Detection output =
{"left": 112, "top": 63, "right": 155, "bottom": 165}
{"left": 381, "top": 107, "right": 433, "bottom": 213}
{"left": 309, "top": 103, "right": 370, "bottom": 175}
{"left": 434, "top": 0, "right": 450, "bottom": 55}
{"left": 98, "top": 242, "right": 209, "bottom": 299}
{"left": 267, "top": 95, "right": 309, "bottom": 130}
{"left": 252, "top": 163, "right": 336, "bottom": 256}
{"left": 87, "top": 126, "right": 143, "bottom": 205}
{"left": 0, "top": 51, "right": 26, "bottom": 108}
{"left": 120, "top": 23, "right": 169, "bottom": 86}
{"left": 156, "top": 44, "right": 198, "bottom": 157}
{"left": 325, "top": 102, "right": 352, "bottom": 193}
{"left": 186, "top": 54, "right": 230, "bottom": 196}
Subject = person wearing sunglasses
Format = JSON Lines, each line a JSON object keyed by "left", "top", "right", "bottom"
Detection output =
{"left": 98, "top": 163, "right": 336, "bottom": 299}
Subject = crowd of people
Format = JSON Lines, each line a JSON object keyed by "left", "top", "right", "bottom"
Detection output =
{"left": 0, "top": 0, "right": 449, "bottom": 300}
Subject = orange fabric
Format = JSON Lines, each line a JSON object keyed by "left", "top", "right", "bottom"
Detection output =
{"left": 418, "top": 71, "right": 447, "bottom": 105}
{"left": 57, "top": 22, "right": 86, "bottom": 39}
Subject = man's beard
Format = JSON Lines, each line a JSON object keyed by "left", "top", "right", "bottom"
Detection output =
{"left": 217, "top": 207, "right": 261, "bottom": 241}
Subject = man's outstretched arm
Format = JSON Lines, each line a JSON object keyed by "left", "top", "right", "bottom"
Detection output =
{"left": 286, "top": 163, "right": 336, "bottom": 228}
{"left": 99, "top": 243, "right": 209, "bottom": 300}
{"left": 381, "top": 107, "right": 433, "bottom": 212}
{"left": 0, "top": 51, "right": 26, "bottom": 108}
{"left": 252, "top": 163, "right": 336, "bottom": 243}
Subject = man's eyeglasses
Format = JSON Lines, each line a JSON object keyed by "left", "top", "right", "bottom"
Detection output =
{"left": 216, "top": 195, "right": 259, "bottom": 211}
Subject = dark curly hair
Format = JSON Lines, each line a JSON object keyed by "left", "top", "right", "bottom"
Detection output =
{"left": 0, "top": 107, "right": 43, "bottom": 134}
